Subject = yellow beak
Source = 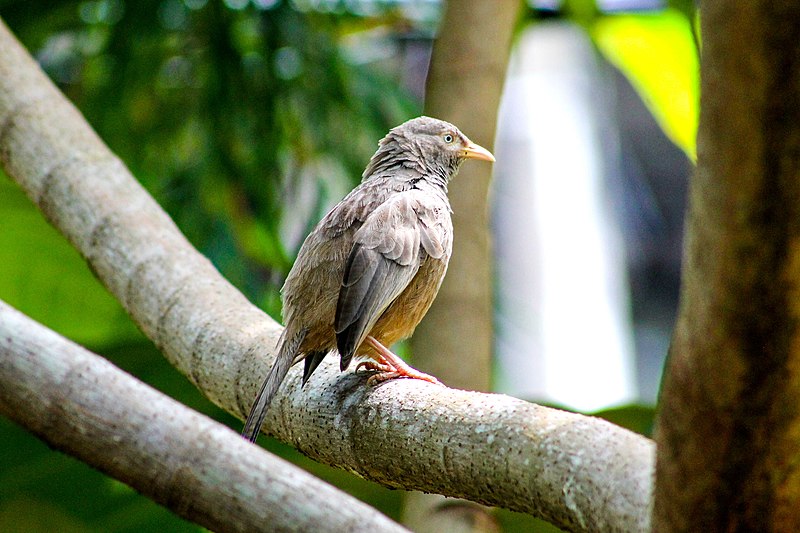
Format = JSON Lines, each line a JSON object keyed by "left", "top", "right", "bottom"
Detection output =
{"left": 462, "top": 141, "right": 496, "bottom": 162}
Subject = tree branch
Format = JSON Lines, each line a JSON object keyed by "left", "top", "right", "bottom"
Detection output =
{"left": 0, "top": 18, "right": 653, "bottom": 533}
{"left": 0, "top": 301, "right": 408, "bottom": 533}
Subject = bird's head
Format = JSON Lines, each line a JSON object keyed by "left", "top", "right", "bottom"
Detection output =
{"left": 362, "top": 116, "right": 495, "bottom": 184}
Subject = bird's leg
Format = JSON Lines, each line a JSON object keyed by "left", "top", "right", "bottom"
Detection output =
{"left": 361, "top": 336, "right": 442, "bottom": 385}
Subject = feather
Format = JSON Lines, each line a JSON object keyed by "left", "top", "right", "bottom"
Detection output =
{"left": 241, "top": 327, "right": 307, "bottom": 442}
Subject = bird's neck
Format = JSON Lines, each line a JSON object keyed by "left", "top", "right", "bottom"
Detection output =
{"left": 362, "top": 138, "right": 459, "bottom": 194}
{"left": 407, "top": 167, "right": 454, "bottom": 210}
{"left": 425, "top": 155, "right": 467, "bottom": 195}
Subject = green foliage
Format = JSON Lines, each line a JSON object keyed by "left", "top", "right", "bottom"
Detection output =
{"left": 0, "top": 0, "right": 419, "bottom": 530}
{"left": 561, "top": 0, "right": 599, "bottom": 29}
{"left": 2, "top": 0, "right": 419, "bottom": 318}
{"left": 594, "top": 404, "right": 655, "bottom": 438}
{"left": 593, "top": 8, "right": 699, "bottom": 160}
{"left": 0, "top": 178, "right": 140, "bottom": 347}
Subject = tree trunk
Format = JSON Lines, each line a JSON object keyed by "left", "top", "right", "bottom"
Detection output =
{"left": 654, "top": 2, "right": 800, "bottom": 531}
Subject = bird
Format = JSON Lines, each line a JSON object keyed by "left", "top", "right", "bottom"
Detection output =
{"left": 241, "top": 116, "right": 495, "bottom": 442}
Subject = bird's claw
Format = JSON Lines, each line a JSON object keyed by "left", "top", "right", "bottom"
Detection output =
{"left": 356, "top": 360, "right": 443, "bottom": 386}
{"left": 355, "top": 361, "right": 394, "bottom": 375}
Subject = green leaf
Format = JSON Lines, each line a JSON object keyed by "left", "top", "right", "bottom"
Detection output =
{"left": 593, "top": 9, "right": 699, "bottom": 161}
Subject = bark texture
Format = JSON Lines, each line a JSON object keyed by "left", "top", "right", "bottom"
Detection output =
{"left": 654, "top": 3, "right": 800, "bottom": 531}
{"left": 0, "top": 18, "right": 653, "bottom": 533}
{"left": 415, "top": 0, "right": 521, "bottom": 392}
{"left": 0, "top": 301, "right": 407, "bottom": 533}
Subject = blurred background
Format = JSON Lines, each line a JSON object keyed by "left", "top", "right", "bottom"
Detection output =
{"left": 0, "top": 0, "right": 695, "bottom": 531}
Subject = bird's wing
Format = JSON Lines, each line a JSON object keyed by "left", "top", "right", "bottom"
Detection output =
{"left": 334, "top": 191, "right": 445, "bottom": 369}
{"left": 280, "top": 179, "right": 393, "bottom": 326}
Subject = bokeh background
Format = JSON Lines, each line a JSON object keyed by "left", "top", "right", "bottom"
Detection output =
{"left": 0, "top": 0, "right": 696, "bottom": 531}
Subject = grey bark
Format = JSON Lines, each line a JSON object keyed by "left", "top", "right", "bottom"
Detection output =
{"left": 0, "top": 301, "right": 408, "bottom": 533}
{"left": 0, "top": 18, "right": 653, "bottom": 533}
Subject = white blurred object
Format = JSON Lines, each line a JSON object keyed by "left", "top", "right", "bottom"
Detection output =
{"left": 492, "top": 22, "right": 637, "bottom": 411}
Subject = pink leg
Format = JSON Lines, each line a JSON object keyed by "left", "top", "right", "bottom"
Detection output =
{"left": 357, "top": 336, "right": 442, "bottom": 385}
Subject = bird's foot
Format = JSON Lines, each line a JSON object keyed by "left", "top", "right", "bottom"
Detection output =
{"left": 355, "top": 361, "right": 402, "bottom": 385}
{"left": 360, "top": 336, "right": 443, "bottom": 386}
{"left": 366, "top": 370, "right": 402, "bottom": 386}
{"left": 355, "top": 360, "right": 394, "bottom": 375}
{"left": 356, "top": 360, "right": 441, "bottom": 385}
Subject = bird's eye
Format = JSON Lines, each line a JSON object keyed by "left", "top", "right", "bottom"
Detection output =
{"left": 443, "top": 134, "right": 454, "bottom": 143}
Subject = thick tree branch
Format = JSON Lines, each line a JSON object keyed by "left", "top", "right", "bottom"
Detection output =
{"left": 0, "top": 18, "right": 653, "bottom": 533}
{"left": 0, "top": 301, "right": 407, "bottom": 533}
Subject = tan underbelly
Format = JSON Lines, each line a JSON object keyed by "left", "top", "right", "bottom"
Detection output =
{"left": 367, "top": 256, "right": 448, "bottom": 348}
{"left": 296, "top": 255, "right": 448, "bottom": 359}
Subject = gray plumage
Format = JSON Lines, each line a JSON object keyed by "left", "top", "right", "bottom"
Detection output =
{"left": 242, "top": 116, "right": 494, "bottom": 442}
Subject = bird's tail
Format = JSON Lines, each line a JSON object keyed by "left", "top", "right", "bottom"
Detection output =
{"left": 241, "top": 329, "right": 306, "bottom": 442}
